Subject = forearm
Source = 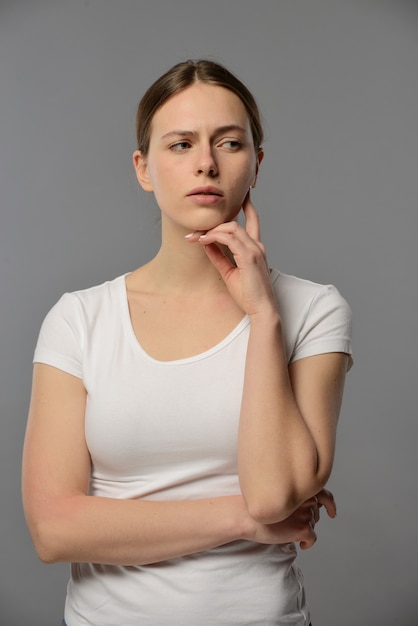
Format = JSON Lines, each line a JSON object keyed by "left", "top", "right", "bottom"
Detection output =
{"left": 29, "top": 494, "right": 247, "bottom": 566}
{"left": 238, "top": 310, "right": 320, "bottom": 523}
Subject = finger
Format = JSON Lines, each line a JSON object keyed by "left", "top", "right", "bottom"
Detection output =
{"left": 199, "top": 226, "right": 263, "bottom": 263}
{"left": 242, "top": 191, "right": 261, "bottom": 242}
{"left": 312, "top": 500, "right": 320, "bottom": 524}
{"left": 301, "top": 496, "right": 320, "bottom": 524}
{"left": 198, "top": 220, "right": 268, "bottom": 274}
{"left": 198, "top": 220, "right": 241, "bottom": 242}
{"left": 299, "top": 528, "right": 317, "bottom": 550}
{"left": 309, "top": 507, "right": 315, "bottom": 526}
{"left": 201, "top": 242, "right": 235, "bottom": 278}
{"left": 316, "top": 489, "right": 337, "bottom": 518}
{"left": 184, "top": 230, "right": 207, "bottom": 242}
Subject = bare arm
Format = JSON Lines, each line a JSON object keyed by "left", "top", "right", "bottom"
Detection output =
{"left": 196, "top": 194, "right": 349, "bottom": 524}
{"left": 22, "top": 364, "right": 323, "bottom": 565}
{"left": 239, "top": 331, "right": 347, "bottom": 523}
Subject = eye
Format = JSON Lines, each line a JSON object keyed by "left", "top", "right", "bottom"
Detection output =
{"left": 169, "top": 141, "right": 192, "bottom": 152}
{"left": 219, "top": 139, "right": 242, "bottom": 151}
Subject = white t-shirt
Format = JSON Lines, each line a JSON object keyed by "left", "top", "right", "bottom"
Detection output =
{"left": 34, "top": 269, "right": 352, "bottom": 626}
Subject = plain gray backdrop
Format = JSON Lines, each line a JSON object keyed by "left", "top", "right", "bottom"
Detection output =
{"left": 1, "top": 1, "right": 417, "bottom": 624}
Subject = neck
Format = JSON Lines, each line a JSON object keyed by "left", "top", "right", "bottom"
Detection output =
{"left": 143, "top": 222, "right": 228, "bottom": 295}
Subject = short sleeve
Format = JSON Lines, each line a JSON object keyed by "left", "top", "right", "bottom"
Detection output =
{"left": 33, "top": 293, "right": 84, "bottom": 378}
{"left": 290, "top": 285, "right": 353, "bottom": 369}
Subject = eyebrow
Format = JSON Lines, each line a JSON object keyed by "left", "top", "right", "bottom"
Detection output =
{"left": 161, "top": 125, "right": 248, "bottom": 141}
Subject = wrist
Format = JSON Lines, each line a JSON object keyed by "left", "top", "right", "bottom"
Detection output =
{"left": 230, "top": 496, "right": 257, "bottom": 542}
{"left": 248, "top": 306, "right": 282, "bottom": 332}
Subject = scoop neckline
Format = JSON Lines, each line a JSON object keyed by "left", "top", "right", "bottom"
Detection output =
{"left": 118, "top": 275, "right": 253, "bottom": 366}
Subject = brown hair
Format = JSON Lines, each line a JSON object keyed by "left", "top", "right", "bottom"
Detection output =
{"left": 136, "top": 59, "right": 264, "bottom": 156}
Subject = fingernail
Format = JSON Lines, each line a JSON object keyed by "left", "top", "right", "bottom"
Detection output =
{"left": 184, "top": 233, "right": 194, "bottom": 239}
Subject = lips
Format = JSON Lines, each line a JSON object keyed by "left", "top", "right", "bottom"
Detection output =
{"left": 187, "top": 186, "right": 224, "bottom": 197}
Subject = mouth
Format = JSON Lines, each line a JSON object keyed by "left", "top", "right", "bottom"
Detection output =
{"left": 187, "top": 186, "right": 224, "bottom": 197}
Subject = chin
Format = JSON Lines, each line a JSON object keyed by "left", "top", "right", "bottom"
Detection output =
{"left": 198, "top": 214, "right": 239, "bottom": 231}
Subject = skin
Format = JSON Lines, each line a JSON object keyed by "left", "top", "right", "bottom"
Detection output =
{"left": 134, "top": 83, "right": 261, "bottom": 234}
{"left": 22, "top": 83, "right": 344, "bottom": 568}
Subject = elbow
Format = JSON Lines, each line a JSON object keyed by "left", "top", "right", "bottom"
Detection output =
{"left": 36, "top": 546, "right": 60, "bottom": 565}
{"left": 30, "top": 525, "right": 63, "bottom": 564}
{"left": 245, "top": 489, "right": 298, "bottom": 525}
{"left": 25, "top": 515, "right": 68, "bottom": 564}
{"left": 245, "top": 473, "right": 331, "bottom": 525}
{"left": 23, "top": 493, "right": 86, "bottom": 564}
{"left": 247, "top": 504, "right": 286, "bottom": 525}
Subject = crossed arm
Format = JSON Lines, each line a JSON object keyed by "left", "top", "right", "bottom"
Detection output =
{"left": 22, "top": 356, "right": 339, "bottom": 567}
{"left": 22, "top": 196, "right": 348, "bottom": 566}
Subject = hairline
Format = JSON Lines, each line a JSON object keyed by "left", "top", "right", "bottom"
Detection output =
{"left": 136, "top": 61, "right": 264, "bottom": 156}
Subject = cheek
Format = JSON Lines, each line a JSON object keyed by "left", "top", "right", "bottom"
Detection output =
{"left": 235, "top": 155, "right": 257, "bottom": 186}
{"left": 227, "top": 187, "right": 250, "bottom": 221}
{"left": 146, "top": 161, "right": 176, "bottom": 197}
{"left": 229, "top": 166, "right": 255, "bottom": 202}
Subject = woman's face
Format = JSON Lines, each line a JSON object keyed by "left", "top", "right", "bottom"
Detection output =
{"left": 134, "top": 82, "right": 263, "bottom": 233}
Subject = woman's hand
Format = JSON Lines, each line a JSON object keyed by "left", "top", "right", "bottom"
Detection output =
{"left": 186, "top": 193, "right": 277, "bottom": 317}
{"left": 241, "top": 489, "right": 337, "bottom": 550}
{"left": 315, "top": 488, "right": 337, "bottom": 519}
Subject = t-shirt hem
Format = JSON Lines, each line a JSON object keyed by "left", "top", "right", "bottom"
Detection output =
{"left": 33, "top": 348, "right": 83, "bottom": 379}
{"left": 291, "top": 339, "right": 353, "bottom": 369}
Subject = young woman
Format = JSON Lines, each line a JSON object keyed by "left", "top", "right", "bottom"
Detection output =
{"left": 22, "top": 59, "right": 352, "bottom": 625}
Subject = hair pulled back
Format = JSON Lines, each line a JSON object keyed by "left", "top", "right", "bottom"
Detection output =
{"left": 136, "top": 59, "right": 264, "bottom": 156}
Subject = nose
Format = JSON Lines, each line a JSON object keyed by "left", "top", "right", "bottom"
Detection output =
{"left": 195, "top": 144, "right": 218, "bottom": 177}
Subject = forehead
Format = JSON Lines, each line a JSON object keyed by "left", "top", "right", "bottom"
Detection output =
{"left": 150, "top": 83, "right": 251, "bottom": 136}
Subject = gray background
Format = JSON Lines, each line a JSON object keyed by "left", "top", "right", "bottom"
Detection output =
{"left": 1, "top": 1, "right": 417, "bottom": 624}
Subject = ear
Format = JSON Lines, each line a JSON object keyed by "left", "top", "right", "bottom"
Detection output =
{"left": 133, "top": 150, "right": 153, "bottom": 192}
{"left": 251, "top": 148, "right": 264, "bottom": 188}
